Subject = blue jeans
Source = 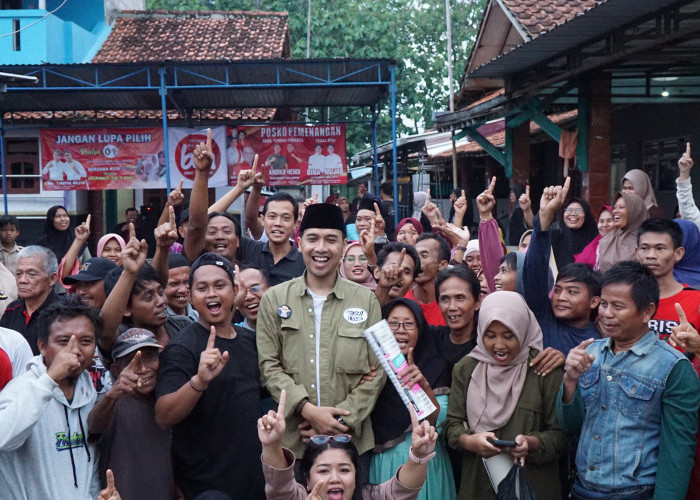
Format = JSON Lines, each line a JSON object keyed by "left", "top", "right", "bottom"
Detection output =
{"left": 572, "top": 481, "right": 654, "bottom": 499}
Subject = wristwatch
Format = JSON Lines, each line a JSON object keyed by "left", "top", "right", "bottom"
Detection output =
{"left": 409, "top": 446, "right": 436, "bottom": 464}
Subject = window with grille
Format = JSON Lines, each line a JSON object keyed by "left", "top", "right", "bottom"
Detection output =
{"left": 3, "top": 138, "right": 40, "bottom": 194}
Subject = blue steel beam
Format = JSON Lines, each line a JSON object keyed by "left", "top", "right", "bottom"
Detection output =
{"left": 0, "top": 116, "right": 6, "bottom": 215}
{"left": 390, "top": 65, "right": 398, "bottom": 229}
{"left": 158, "top": 67, "right": 172, "bottom": 192}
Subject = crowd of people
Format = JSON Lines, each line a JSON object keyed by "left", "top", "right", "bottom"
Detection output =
{"left": 1, "top": 130, "right": 700, "bottom": 500}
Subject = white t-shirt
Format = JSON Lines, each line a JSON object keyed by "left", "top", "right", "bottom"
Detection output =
{"left": 325, "top": 153, "right": 343, "bottom": 173}
{"left": 42, "top": 160, "right": 67, "bottom": 181}
{"left": 0, "top": 327, "right": 33, "bottom": 378}
{"left": 307, "top": 153, "right": 327, "bottom": 174}
{"left": 308, "top": 289, "right": 327, "bottom": 404}
{"left": 64, "top": 160, "right": 87, "bottom": 180}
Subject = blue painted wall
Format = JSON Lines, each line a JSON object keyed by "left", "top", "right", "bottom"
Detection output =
{"left": 0, "top": 1, "right": 109, "bottom": 64}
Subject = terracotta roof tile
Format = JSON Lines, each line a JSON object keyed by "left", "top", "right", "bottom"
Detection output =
{"left": 93, "top": 10, "right": 290, "bottom": 63}
{"left": 500, "top": 0, "right": 601, "bottom": 38}
{"left": 2, "top": 107, "right": 276, "bottom": 123}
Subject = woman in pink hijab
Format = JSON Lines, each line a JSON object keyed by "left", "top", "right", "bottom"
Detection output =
{"left": 444, "top": 291, "right": 568, "bottom": 500}
{"left": 339, "top": 241, "right": 377, "bottom": 291}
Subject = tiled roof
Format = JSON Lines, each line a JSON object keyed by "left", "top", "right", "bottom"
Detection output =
{"left": 2, "top": 107, "right": 276, "bottom": 123}
{"left": 435, "top": 110, "right": 578, "bottom": 157}
{"left": 93, "top": 10, "right": 290, "bottom": 63}
{"left": 500, "top": 0, "right": 601, "bottom": 39}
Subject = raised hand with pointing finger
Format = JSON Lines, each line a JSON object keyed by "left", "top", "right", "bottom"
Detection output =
{"left": 237, "top": 153, "right": 262, "bottom": 191}
{"left": 562, "top": 338, "right": 596, "bottom": 403}
{"left": 45, "top": 335, "right": 82, "bottom": 384}
{"left": 539, "top": 177, "right": 571, "bottom": 231}
{"left": 167, "top": 179, "right": 185, "bottom": 208}
{"left": 193, "top": 128, "right": 214, "bottom": 172}
{"left": 679, "top": 142, "right": 693, "bottom": 181}
{"left": 670, "top": 302, "right": 700, "bottom": 356}
{"left": 75, "top": 214, "right": 91, "bottom": 244}
{"left": 192, "top": 326, "right": 230, "bottom": 389}
{"left": 477, "top": 177, "right": 497, "bottom": 221}
{"left": 154, "top": 205, "right": 178, "bottom": 249}
{"left": 98, "top": 469, "right": 122, "bottom": 500}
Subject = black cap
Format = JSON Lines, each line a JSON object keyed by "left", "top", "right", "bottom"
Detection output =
{"left": 168, "top": 253, "right": 190, "bottom": 270}
{"left": 357, "top": 197, "right": 379, "bottom": 213}
{"left": 299, "top": 203, "right": 346, "bottom": 236}
{"left": 189, "top": 252, "right": 235, "bottom": 285}
{"left": 179, "top": 208, "right": 190, "bottom": 226}
{"left": 64, "top": 257, "right": 118, "bottom": 284}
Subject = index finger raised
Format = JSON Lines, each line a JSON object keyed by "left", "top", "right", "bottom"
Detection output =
{"left": 577, "top": 338, "right": 595, "bottom": 351}
{"left": 396, "top": 247, "right": 406, "bottom": 268}
{"left": 408, "top": 403, "right": 420, "bottom": 428}
{"left": 106, "top": 469, "right": 115, "bottom": 491}
{"left": 168, "top": 205, "right": 176, "bottom": 226}
{"left": 128, "top": 351, "right": 143, "bottom": 375}
{"left": 205, "top": 128, "right": 212, "bottom": 149}
{"left": 374, "top": 202, "right": 382, "bottom": 217}
{"left": 129, "top": 222, "right": 136, "bottom": 241}
{"left": 675, "top": 302, "right": 690, "bottom": 325}
{"left": 487, "top": 176, "right": 496, "bottom": 194}
{"left": 525, "top": 185, "right": 530, "bottom": 197}
{"left": 277, "top": 389, "right": 286, "bottom": 416}
{"left": 687, "top": 142, "right": 692, "bottom": 157}
{"left": 85, "top": 214, "right": 91, "bottom": 228}
{"left": 177, "top": 179, "right": 184, "bottom": 192}
{"left": 252, "top": 154, "right": 259, "bottom": 172}
{"left": 309, "top": 479, "right": 326, "bottom": 498}
{"left": 561, "top": 176, "right": 571, "bottom": 196}
{"left": 461, "top": 189, "right": 466, "bottom": 199}
{"left": 207, "top": 325, "right": 217, "bottom": 350}
{"left": 65, "top": 335, "right": 77, "bottom": 351}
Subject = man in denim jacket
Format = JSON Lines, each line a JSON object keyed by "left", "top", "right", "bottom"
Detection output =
{"left": 557, "top": 261, "right": 700, "bottom": 499}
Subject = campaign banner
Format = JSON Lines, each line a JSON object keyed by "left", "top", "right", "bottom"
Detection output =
{"left": 40, "top": 128, "right": 165, "bottom": 191}
{"left": 227, "top": 124, "right": 347, "bottom": 186}
{"left": 167, "top": 126, "right": 228, "bottom": 188}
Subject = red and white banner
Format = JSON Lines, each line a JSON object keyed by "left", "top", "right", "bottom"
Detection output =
{"left": 40, "top": 128, "right": 165, "bottom": 190}
{"left": 227, "top": 124, "right": 347, "bottom": 186}
{"left": 167, "top": 126, "right": 228, "bottom": 188}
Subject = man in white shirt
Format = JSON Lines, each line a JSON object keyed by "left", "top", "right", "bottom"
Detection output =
{"left": 63, "top": 151, "right": 87, "bottom": 181}
{"left": 41, "top": 149, "right": 66, "bottom": 181}
{"left": 307, "top": 144, "right": 326, "bottom": 175}
{"left": 324, "top": 143, "right": 343, "bottom": 174}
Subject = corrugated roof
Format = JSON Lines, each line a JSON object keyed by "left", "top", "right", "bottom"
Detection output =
{"left": 93, "top": 10, "right": 290, "bottom": 63}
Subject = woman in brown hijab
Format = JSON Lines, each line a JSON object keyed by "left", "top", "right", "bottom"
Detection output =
{"left": 444, "top": 291, "right": 567, "bottom": 500}
{"left": 622, "top": 169, "right": 663, "bottom": 218}
{"left": 596, "top": 192, "right": 649, "bottom": 272}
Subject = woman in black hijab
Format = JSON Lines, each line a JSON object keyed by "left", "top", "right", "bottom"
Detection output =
{"left": 369, "top": 297, "right": 456, "bottom": 499}
{"left": 37, "top": 205, "right": 80, "bottom": 261}
{"left": 550, "top": 198, "right": 599, "bottom": 269}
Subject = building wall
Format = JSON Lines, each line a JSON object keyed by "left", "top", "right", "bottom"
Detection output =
{"left": 611, "top": 103, "right": 699, "bottom": 216}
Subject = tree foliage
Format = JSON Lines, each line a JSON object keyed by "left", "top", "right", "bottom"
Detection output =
{"left": 146, "top": 0, "right": 486, "bottom": 153}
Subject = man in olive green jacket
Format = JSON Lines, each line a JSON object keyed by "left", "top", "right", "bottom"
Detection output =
{"left": 257, "top": 203, "right": 386, "bottom": 458}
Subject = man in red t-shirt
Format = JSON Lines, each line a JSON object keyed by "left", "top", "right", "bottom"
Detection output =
{"left": 636, "top": 218, "right": 700, "bottom": 344}
{"left": 404, "top": 233, "right": 450, "bottom": 326}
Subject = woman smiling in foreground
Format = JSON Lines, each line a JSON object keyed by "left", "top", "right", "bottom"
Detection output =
{"left": 259, "top": 389, "right": 438, "bottom": 500}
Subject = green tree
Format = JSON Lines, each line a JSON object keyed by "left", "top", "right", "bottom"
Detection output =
{"left": 146, "top": 0, "right": 486, "bottom": 153}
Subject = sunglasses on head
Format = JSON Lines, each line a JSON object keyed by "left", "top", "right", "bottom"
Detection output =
{"left": 309, "top": 434, "right": 352, "bottom": 445}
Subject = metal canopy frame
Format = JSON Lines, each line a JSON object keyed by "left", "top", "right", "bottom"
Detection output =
{"left": 434, "top": 0, "right": 700, "bottom": 177}
{"left": 0, "top": 58, "right": 400, "bottom": 224}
